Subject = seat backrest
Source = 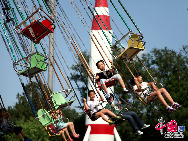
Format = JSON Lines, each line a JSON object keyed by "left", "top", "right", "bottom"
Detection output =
{"left": 128, "top": 34, "right": 145, "bottom": 49}
{"left": 30, "top": 53, "right": 46, "bottom": 69}
{"left": 51, "top": 93, "right": 67, "bottom": 109}
{"left": 37, "top": 109, "right": 54, "bottom": 126}
{"left": 41, "top": 19, "right": 54, "bottom": 32}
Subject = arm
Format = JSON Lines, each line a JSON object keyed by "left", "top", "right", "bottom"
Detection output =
{"left": 148, "top": 82, "right": 158, "bottom": 91}
{"left": 83, "top": 98, "right": 90, "bottom": 111}
{"left": 134, "top": 77, "right": 142, "bottom": 92}
{"left": 118, "top": 101, "right": 121, "bottom": 110}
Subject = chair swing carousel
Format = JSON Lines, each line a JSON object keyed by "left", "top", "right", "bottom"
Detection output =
{"left": 15, "top": 7, "right": 55, "bottom": 44}
{"left": 37, "top": 90, "right": 75, "bottom": 136}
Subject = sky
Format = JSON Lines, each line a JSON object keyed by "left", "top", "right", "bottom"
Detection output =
{"left": 0, "top": 0, "right": 188, "bottom": 112}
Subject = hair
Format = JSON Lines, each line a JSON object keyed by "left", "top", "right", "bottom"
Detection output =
{"left": 88, "top": 90, "right": 95, "bottom": 96}
{"left": 130, "top": 72, "right": 141, "bottom": 85}
{"left": 134, "top": 72, "right": 141, "bottom": 77}
{"left": 96, "top": 60, "right": 104, "bottom": 68}
{"left": 109, "top": 94, "right": 114, "bottom": 100}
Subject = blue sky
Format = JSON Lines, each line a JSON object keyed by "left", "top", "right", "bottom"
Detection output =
{"left": 0, "top": 0, "right": 188, "bottom": 111}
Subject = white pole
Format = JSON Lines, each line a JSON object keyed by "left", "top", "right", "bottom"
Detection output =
{"left": 83, "top": 125, "right": 91, "bottom": 141}
{"left": 114, "top": 127, "right": 122, "bottom": 141}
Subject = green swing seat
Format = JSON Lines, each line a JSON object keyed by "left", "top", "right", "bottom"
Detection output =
{"left": 117, "top": 33, "right": 145, "bottom": 60}
{"left": 51, "top": 92, "right": 75, "bottom": 109}
{"left": 19, "top": 52, "right": 47, "bottom": 77}
{"left": 37, "top": 109, "right": 62, "bottom": 136}
{"left": 37, "top": 109, "right": 57, "bottom": 127}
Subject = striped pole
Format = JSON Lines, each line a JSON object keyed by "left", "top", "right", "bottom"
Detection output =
{"left": 86, "top": 0, "right": 116, "bottom": 141}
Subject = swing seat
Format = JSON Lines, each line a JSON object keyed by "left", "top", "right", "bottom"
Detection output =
{"left": 84, "top": 106, "right": 98, "bottom": 121}
{"left": 37, "top": 109, "right": 61, "bottom": 136}
{"left": 117, "top": 33, "right": 145, "bottom": 60}
{"left": 97, "top": 79, "right": 115, "bottom": 90}
{"left": 135, "top": 90, "right": 158, "bottom": 106}
{"left": 20, "top": 19, "right": 54, "bottom": 44}
{"left": 19, "top": 52, "right": 47, "bottom": 77}
{"left": 15, "top": 7, "right": 55, "bottom": 44}
{"left": 51, "top": 93, "right": 75, "bottom": 109}
{"left": 45, "top": 124, "right": 61, "bottom": 136}
{"left": 37, "top": 109, "right": 58, "bottom": 127}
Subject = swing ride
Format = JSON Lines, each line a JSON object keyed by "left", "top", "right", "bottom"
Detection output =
{"left": 0, "top": 0, "right": 165, "bottom": 140}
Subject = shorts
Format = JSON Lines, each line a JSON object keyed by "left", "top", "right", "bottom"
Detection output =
{"left": 56, "top": 122, "right": 69, "bottom": 129}
{"left": 91, "top": 109, "right": 102, "bottom": 120}
{"left": 13, "top": 126, "right": 23, "bottom": 135}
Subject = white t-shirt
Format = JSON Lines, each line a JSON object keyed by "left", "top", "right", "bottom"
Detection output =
{"left": 133, "top": 82, "right": 151, "bottom": 102}
{"left": 87, "top": 99, "right": 100, "bottom": 115}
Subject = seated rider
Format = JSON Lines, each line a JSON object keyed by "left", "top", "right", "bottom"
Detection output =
{"left": 94, "top": 60, "right": 129, "bottom": 98}
{"left": 107, "top": 94, "right": 150, "bottom": 135}
{"left": 131, "top": 72, "right": 182, "bottom": 112}
{"left": 83, "top": 90, "right": 122, "bottom": 125}
{"left": 50, "top": 109, "right": 80, "bottom": 139}
{"left": 0, "top": 108, "right": 32, "bottom": 141}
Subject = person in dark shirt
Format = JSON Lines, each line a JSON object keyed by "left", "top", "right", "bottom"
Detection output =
{"left": 0, "top": 108, "right": 32, "bottom": 141}
{"left": 95, "top": 60, "right": 129, "bottom": 98}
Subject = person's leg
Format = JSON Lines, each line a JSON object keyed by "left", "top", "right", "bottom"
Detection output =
{"left": 149, "top": 91, "right": 169, "bottom": 107}
{"left": 17, "top": 133, "right": 23, "bottom": 141}
{"left": 67, "top": 122, "right": 76, "bottom": 134}
{"left": 67, "top": 122, "right": 79, "bottom": 138}
{"left": 124, "top": 111, "right": 144, "bottom": 128}
{"left": 158, "top": 88, "right": 174, "bottom": 104}
{"left": 100, "top": 79, "right": 109, "bottom": 96}
{"left": 121, "top": 113, "right": 139, "bottom": 132}
{"left": 101, "top": 109, "right": 117, "bottom": 118}
{"left": 96, "top": 110, "right": 110, "bottom": 123}
{"left": 111, "top": 74, "right": 128, "bottom": 90}
{"left": 60, "top": 130, "right": 67, "bottom": 141}
{"left": 64, "top": 128, "right": 72, "bottom": 140}
{"left": 13, "top": 127, "right": 23, "bottom": 141}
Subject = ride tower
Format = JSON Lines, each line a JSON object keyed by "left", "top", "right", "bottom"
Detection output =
{"left": 85, "top": 0, "right": 121, "bottom": 141}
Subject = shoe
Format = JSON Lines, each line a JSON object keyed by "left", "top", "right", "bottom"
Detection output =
{"left": 109, "top": 120, "right": 115, "bottom": 125}
{"left": 116, "top": 116, "right": 121, "bottom": 119}
{"left": 141, "top": 124, "right": 150, "bottom": 129}
{"left": 172, "top": 102, "right": 182, "bottom": 109}
{"left": 166, "top": 106, "right": 175, "bottom": 112}
{"left": 123, "top": 89, "right": 129, "bottom": 94}
{"left": 135, "top": 130, "right": 143, "bottom": 135}
{"left": 73, "top": 133, "right": 80, "bottom": 138}
{"left": 68, "top": 138, "right": 73, "bottom": 141}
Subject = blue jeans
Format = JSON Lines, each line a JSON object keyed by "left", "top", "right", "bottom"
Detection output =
{"left": 119, "top": 111, "right": 144, "bottom": 132}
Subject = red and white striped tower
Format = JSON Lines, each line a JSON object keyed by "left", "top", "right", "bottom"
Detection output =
{"left": 84, "top": 0, "right": 120, "bottom": 141}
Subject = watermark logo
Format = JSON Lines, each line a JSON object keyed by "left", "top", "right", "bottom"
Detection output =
{"left": 155, "top": 117, "right": 184, "bottom": 138}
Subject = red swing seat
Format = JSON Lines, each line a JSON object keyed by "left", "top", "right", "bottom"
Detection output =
{"left": 15, "top": 7, "right": 55, "bottom": 44}
{"left": 21, "top": 19, "right": 54, "bottom": 44}
{"left": 97, "top": 79, "right": 116, "bottom": 90}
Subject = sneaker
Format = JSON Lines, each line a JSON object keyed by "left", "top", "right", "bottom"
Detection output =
{"left": 123, "top": 89, "right": 129, "bottom": 94}
{"left": 141, "top": 124, "right": 150, "bottom": 129}
{"left": 166, "top": 106, "right": 175, "bottom": 112}
{"left": 172, "top": 102, "right": 182, "bottom": 109}
{"left": 135, "top": 130, "right": 143, "bottom": 135}
{"left": 109, "top": 120, "right": 115, "bottom": 125}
